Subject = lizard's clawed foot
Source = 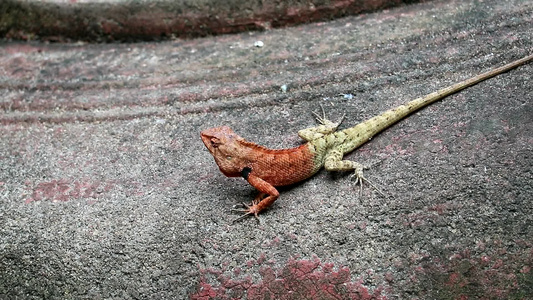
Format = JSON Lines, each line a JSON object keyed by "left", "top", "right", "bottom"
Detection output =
{"left": 299, "top": 106, "right": 346, "bottom": 141}
{"left": 312, "top": 104, "right": 345, "bottom": 128}
{"left": 350, "top": 171, "right": 387, "bottom": 198}
{"left": 231, "top": 202, "right": 261, "bottom": 223}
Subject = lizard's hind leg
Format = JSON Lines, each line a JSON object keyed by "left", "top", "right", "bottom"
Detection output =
{"left": 324, "top": 149, "right": 386, "bottom": 197}
{"left": 298, "top": 106, "right": 345, "bottom": 141}
{"left": 313, "top": 105, "right": 345, "bottom": 128}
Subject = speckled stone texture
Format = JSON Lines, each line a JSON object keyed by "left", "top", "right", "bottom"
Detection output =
{"left": 1, "top": 0, "right": 532, "bottom": 299}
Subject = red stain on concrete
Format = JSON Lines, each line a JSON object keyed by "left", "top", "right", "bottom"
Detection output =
{"left": 412, "top": 240, "right": 532, "bottom": 299}
{"left": 400, "top": 201, "right": 462, "bottom": 228}
{"left": 191, "top": 256, "right": 387, "bottom": 299}
{"left": 25, "top": 178, "right": 114, "bottom": 203}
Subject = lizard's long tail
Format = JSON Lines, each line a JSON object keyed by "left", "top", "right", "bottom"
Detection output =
{"left": 340, "top": 54, "right": 533, "bottom": 154}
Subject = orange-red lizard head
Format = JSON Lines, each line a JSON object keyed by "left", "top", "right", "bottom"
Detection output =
{"left": 201, "top": 126, "right": 251, "bottom": 177}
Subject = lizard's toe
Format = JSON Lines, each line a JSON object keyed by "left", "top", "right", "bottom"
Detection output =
{"left": 232, "top": 211, "right": 254, "bottom": 223}
{"left": 232, "top": 203, "right": 261, "bottom": 223}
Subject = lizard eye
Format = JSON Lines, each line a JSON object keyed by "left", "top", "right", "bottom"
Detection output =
{"left": 210, "top": 137, "right": 221, "bottom": 147}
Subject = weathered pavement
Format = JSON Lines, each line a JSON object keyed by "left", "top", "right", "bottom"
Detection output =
{"left": 1, "top": 0, "right": 532, "bottom": 298}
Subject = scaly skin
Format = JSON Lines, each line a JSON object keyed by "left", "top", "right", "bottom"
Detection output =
{"left": 201, "top": 54, "right": 533, "bottom": 221}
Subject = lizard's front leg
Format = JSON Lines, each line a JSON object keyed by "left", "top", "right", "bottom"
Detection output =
{"left": 323, "top": 149, "right": 385, "bottom": 197}
{"left": 233, "top": 173, "right": 280, "bottom": 222}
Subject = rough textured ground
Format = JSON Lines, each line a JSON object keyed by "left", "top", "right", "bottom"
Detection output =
{"left": 1, "top": 0, "right": 532, "bottom": 299}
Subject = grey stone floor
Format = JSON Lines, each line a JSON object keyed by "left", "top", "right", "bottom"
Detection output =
{"left": 1, "top": 0, "right": 532, "bottom": 298}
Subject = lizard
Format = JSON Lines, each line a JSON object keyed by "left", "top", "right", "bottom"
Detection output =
{"left": 201, "top": 54, "right": 533, "bottom": 222}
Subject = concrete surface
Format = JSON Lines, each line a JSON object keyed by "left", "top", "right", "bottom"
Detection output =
{"left": 1, "top": 0, "right": 421, "bottom": 42}
{"left": 1, "top": 0, "right": 532, "bottom": 299}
